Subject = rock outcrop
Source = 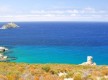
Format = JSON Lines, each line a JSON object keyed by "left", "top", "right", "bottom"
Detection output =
{"left": 0, "top": 54, "right": 8, "bottom": 60}
{"left": 0, "top": 47, "right": 8, "bottom": 52}
{"left": 0, "top": 22, "right": 19, "bottom": 29}
{"left": 0, "top": 47, "right": 8, "bottom": 61}
{"left": 80, "top": 56, "right": 96, "bottom": 66}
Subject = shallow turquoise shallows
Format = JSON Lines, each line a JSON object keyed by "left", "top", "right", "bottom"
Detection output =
{"left": 5, "top": 45, "right": 108, "bottom": 65}
{"left": 1, "top": 22, "right": 108, "bottom": 65}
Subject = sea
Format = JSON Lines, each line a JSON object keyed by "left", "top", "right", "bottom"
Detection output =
{"left": 0, "top": 22, "right": 108, "bottom": 65}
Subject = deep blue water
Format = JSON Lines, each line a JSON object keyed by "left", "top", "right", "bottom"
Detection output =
{"left": 0, "top": 22, "right": 108, "bottom": 65}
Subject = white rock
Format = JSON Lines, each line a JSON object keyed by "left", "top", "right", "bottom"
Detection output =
{"left": 64, "top": 78, "right": 73, "bottom": 80}
{"left": 80, "top": 56, "right": 96, "bottom": 66}
{"left": 0, "top": 54, "right": 3, "bottom": 57}
{"left": 3, "top": 56, "right": 8, "bottom": 59}
{"left": 0, "top": 47, "right": 8, "bottom": 51}
{"left": 104, "top": 76, "right": 108, "bottom": 79}
{"left": 96, "top": 77, "right": 102, "bottom": 80}
{"left": 58, "top": 72, "right": 67, "bottom": 77}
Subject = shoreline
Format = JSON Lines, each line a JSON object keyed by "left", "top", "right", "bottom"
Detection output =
{"left": 0, "top": 46, "right": 108, "bottom": 80}
{"left": 1, "top": 62, "right": 108, "bottom": 66}
{"left": 1, "top": 46, "right": 108, "bottom": 65}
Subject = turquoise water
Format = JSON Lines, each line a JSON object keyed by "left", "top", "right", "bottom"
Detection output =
{"left": 1, "top": 22, "right": 108, "bottom": 65}
{"left": 5, "top": 45, "right": 108, "bottom": 65}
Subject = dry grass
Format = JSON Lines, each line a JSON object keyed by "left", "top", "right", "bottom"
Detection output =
{"left": 0, "top": 62, "right": 107, "bottom": 80}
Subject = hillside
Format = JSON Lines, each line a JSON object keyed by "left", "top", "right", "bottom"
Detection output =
{"left": 0, "top": 62, "right": 108, "bottom": 80}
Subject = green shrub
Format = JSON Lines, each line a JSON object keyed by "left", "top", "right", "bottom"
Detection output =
{"left": 42, "top": 66, "right": 50, "bottom": 72}
{"left": 66, "top": 72, "right": 74, "bottom": 78}
{"left": 74, "top": 74, "right": 82, "bottom": 80}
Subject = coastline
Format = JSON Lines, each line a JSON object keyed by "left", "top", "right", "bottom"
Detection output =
{"left": 0, "top": 22, "right": 108, "bottom": 80}
{"left": 1, "top": 45, "right": 108, "bottom": 65}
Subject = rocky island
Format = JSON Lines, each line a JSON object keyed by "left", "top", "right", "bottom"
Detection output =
{"left": 0, "top": 22, "right": 19, "bottom": 29}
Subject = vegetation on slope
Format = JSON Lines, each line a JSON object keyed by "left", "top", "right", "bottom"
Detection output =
{"left": 0, "top": 62, "right": 108, "bottom": 80}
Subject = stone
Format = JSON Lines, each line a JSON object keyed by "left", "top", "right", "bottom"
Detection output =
{"left": 0, "top": 47, "right": 8, "bottom": 52}
{"left": 64, "top": 78, "right": 73, "bottom": 80}
{"left": 58, "top": 72, "right": 67, "bottom": 77}
{"left": 80, "top": 56, "right": 96, "bottom": 66}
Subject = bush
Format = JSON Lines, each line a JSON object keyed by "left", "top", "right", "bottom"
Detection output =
{"left": 42, "top": 66, "right": 50, "bottom": 72}
{"left": 66, "top": 72, "right": 74, "bottom": 78}
{"left": 74, "top": 74, "right": 82, "bottom": 80}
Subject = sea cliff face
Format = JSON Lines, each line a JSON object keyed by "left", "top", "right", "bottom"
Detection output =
{"left": 0, "top": 22, "right": 19, "bottom": 29}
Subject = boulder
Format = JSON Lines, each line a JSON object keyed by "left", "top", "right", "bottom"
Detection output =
{"left": 80, "top": 56, "right": 96, "bottom": 66}
{"left": 0, "top": 47, "right": 8, "bottom": 52}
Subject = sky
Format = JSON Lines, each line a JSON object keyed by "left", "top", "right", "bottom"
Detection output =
{"left": 0, "top": 0, "right": 108, "bottom": 22}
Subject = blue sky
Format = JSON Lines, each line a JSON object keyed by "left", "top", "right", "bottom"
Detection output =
{"left": 0, "top": 0, "right": 108, "bottom": 21}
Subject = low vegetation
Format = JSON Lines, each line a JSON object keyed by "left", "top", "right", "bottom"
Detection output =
{"left": 0, "top": 62, "right": 108, "bottom": 80}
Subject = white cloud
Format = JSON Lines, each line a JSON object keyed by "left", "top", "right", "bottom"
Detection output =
{"left": 81, "top": 7, "right": 96, "bottom": 13}
{"left": 0, "top": 7, "right": 108, "bottom": 21}
{"left": 31, "top": 10, "right": 45, "bottom": 14}
{"left": 67, "top": 9, "right": 79, "bottom": 14}
{"left": 70, "top": 14, "right": 78, "bottom": 17}
{"left": 30, "top": 9, "right": 79, "bottom": 14}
